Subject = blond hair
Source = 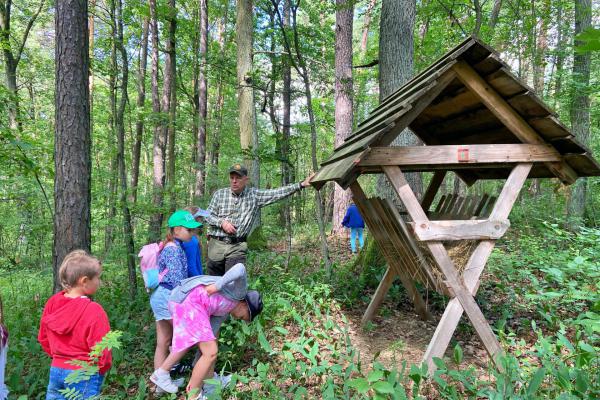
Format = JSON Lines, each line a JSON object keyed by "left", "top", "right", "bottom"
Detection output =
{"left": 58, "top": 250, "right": 102, "bottom": 290}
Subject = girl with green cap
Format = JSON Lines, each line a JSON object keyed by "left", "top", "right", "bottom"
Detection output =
{"left": 149, "top": 210, "right": 202, "bottom": 389}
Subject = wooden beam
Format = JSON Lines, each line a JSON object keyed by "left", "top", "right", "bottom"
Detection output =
{"left": 358, "top": 144, "right": 561, "bottom": 167}
{"left": 422, "top": 171, "right": 446, "bottom": 212}
{"left": 422, "top": 163, "right": 532, "bottom": 372}
{"left": 410, "top": 219, "right": 510, "bottom": 241}
{"left": 451, "top": 61, "right": 577, "bottom": 184}
{"left": 361, "top": 267, "right": 396, "bottom": 326}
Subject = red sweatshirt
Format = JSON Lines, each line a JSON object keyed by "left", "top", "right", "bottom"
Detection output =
{"left": 38, "top": 291, "right": 112, "bottom": 375}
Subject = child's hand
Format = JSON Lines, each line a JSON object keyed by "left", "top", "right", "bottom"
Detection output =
{"left": 205, "top": 284, "right": 218, "bottom": 295}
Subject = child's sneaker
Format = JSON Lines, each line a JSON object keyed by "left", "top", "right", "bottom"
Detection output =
{"left": 150, "top": 368, "right": 178, "bottom": 394}
{"left": 203, "top": 372, "right": 232, "bottom": 397}
{"left": 155, "top": 377, "right": 184, "bottom": 395}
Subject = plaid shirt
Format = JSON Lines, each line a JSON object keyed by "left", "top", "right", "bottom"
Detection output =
{"left": 206, "top": 183, "right": 302, "bottom": 238}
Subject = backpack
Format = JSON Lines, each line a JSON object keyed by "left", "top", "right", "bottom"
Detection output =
{"left": 137, "top": 242, "right": 168, "bottom": 292}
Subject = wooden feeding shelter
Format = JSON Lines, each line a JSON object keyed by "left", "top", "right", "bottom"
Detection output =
{"left": 311, "top": 37, "right": 600, "bottom": 372}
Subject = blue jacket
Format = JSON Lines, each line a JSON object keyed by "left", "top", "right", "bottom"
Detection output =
{"left": 180, "top": 236, "right": 202, "bottom": 276}
{"left": 341, "top": 204, "right": 365, "bottom": 228}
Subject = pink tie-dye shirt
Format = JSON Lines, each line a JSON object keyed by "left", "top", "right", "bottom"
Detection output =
{"left": 169, "top": 285, "right": 238, "bottom": 353}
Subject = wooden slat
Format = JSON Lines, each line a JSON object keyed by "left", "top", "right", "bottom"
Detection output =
{"left": 452, "top": 61, "right": 577, "bottom": 184}
{"left": 358, "top": 144, "right": 561, "bottom": 167}
{"left": 564, "top": 153, "right": 600, "bottom": 177}
{"left": 528, "top": 116, "right": 571, "bottom": 139}
{"left": 422, "top": 171, "right": 446, "bottom": 212}
{"left": 423, "top": 163, "right": 532, "bottom": 372}
{"left": 350, "top": 182, "right": 431, "bottom": 322}
{"left": 410, "top": 219, "right": 510, "bottom": 241}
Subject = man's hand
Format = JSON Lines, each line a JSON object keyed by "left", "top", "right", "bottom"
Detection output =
{"left": 301, "top": 172, "right": 315, "bottom": 188}
{"left": 221, "top": 220, "right": 237, "bottom": 235}
{"left": 205, "top": 284, "right": 218, "bottom": 295}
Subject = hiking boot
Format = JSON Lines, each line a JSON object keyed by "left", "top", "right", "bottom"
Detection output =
{"left": 150, "top": 369, "right": 178, "bottom": 394}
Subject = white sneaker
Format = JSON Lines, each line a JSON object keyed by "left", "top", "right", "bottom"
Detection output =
{"left": 203, "top": 372, "right": 232, "bottom": 397}
{"left": 150, "top": 369, "right": 178, "bottom": 394}
{"left": 155, "top": 377, "right": 185, "bottom": 395}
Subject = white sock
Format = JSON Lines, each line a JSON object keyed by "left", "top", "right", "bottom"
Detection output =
{"left": 155, "top": 367, "right": 170, "bottom": 376}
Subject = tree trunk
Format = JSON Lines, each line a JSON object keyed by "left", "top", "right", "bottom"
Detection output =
{"left": 567, "top": 0, "right": 591, "bottom": 227}
{"left": 472, "top": 0, "right": 482, "bottom": 37}
{"left": 165, "top": 0, "right": 177, "bottom": 213}
{"left": 282, "top": 0, "right": 292, "bottom": 187}
{"left": 0, "top": 0, "right": 45, "bottom": 131}
{"left": 115, "top": 0, "right": 137, "bottom": 298}
{"left": 331, "top": 0, "right": 354, "bottom": 235}
{"left": 130, "top": 17, "right": 149, "bottom": 205}
{"left": 194, "top": 0, "right": 208, "bottom": 202}
{"left": 236, "top": 0, "right": 256, "bottom": 177}
{"left": 105, "top": 2, "right": 117, "bottom": 254}
{"left": 148, "top": 0, "right": 166, "bottom": 242}
{"left": 489, "top": 0, "right": 502, "bottom": 30}
{"left": 354, "top": 0, "right": 376, "bottom": 125}
{"left": 53, "top": 0, "right": 91, "bottom": 292}
{"left": 208, "top": 6, "right": 229, "bottom": 193}
{"left": 553, "top": 4, "right": 566, "bottom": 108}
{"left": 377, "top": 0, "right": 422, "bottom": 203}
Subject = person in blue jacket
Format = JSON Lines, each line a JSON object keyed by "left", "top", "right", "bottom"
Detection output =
{"left": 341, "top": 201, "right": 365, "bottom": 253}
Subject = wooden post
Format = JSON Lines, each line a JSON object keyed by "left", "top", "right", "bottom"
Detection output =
{"left": 421, "top": 171, "right": 446, "bottom": 212}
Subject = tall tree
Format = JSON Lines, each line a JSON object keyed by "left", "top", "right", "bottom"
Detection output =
{"left": 331, "top": 0, "right": 354, "bottom": 235}
{"left": 236, "top": 0, "right": 257, "bottom": 179}
{"left": 130, "top": 17, "right": 149, "bottom": 205}
{"left": 165, "top": 0, "right": 177, "bottom": 212}
{"left": 0, "top": 0, "right": 45, "bottom": 131}
{"left": 53, "top": 0, "right": 91, "bottom": 291}
{"left": 377, "top": 0, "right": 422, "bottom": 201}
{"left": 148, "top": 0, "right": 166, "bottom": 242}
{"left": 567, "top": 0, "right": 591, "bottom": 226}
{"left": 194, "top": 0, "right": 208, "bottom": 201}
{"left": 115, "top": 0, "right": 137, "bottom": 297}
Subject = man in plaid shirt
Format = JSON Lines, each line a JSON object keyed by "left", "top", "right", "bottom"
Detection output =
{"left": 205, "top": 163, "right": 313, "bottom": 275}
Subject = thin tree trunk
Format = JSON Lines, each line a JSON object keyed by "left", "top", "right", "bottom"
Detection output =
{"left": 148, "top": 0, "right": 166, "bottom": 242}
{"left": 354, "top": 0, "right": 376, "bottom": 125}
{"left": 490, "top": 0, "right": 502, "bottom": 30}
{"left": 567, "top": 0, "right": 591, "bottom": 227}
{"left": 331, "top": 0, "right": 354, "bottom": 236}
{"left": 553, "top": 4, "right": 566, "bottom": 108}
{"left": 105, "top": 1, "right": 118, "bottom": 254}
{"left": 53, "top": 0, "right": 91, "bottom": 292}
{"left": 209, "top": 6, "right": 229, "bottom": 193}
{"left": 473, "top": 0, "right": 482, "bottom": 37}
{"left": 131, "top": 17, "right": 149, "bottom": 205}
{"left": 115, "top": 0, "right": 137, "bottom": 297}
{"left": 194, "top": 0, "right": 208, "bottom": 201}
{"left": 89, "top": 0, "right": 95, "bottom": 139}
{"left": 165, "top": 0, "right": 177, "bottom": 213}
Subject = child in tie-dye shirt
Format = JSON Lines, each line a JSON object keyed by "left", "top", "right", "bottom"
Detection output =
{"left": 150, "top": 264, "right": 263, "bottom": 398}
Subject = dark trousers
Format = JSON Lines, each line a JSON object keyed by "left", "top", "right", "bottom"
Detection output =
{"left": 206, "top": 238, "right": 247, "bottom": 276}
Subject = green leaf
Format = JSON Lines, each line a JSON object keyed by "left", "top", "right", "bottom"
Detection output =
{"left": 348, "top": 378, "right": 370, "bottom": 394}
{"left": 367, "top": 369, "right": 384, "bottom": 383}
{"left": 372, "top": 381, "right": 395, "bottom": 394}
{"left": 453, "top": 343, "right": 463, "bottom": 365}
{"left": 526, "top": 367, "right": 545, "bottom": 396}
{"left": 257, "top": 326, "right": 274, "bottom": 354}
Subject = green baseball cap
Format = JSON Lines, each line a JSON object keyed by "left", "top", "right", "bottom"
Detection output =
{"left": 168, "top": 210, "right": 203, "bottom": 229}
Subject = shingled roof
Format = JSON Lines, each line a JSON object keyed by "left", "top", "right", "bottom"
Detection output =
{"left": 311, "top": 37, "right": 600, "bottom": 189}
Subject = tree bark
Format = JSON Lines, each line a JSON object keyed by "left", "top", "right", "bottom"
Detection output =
{"left": 236, "top": 0, "right": 256, "bottom": 178}
{"left": 489, "top": 0, "right": 502, "bottom": 30}
{"left": 331, "top": 0, "right": 354, "bottom": 235}
{"left": 130, "top": 17, "right": 149, "bottom": 205}
{"left": 115, "top": 0, "right": 137, "bottom": 298}
{"left": 377, "top": 0, "right": 422, "bottom": 203}
{"left": 105, "top": 0, "right": 118, "bottom": 254}
{"left": 165, "top": 0, "right": 177, "bottom": 213}
{"left": 53, "top": 0, "right": 91, "bottom": 292}
{"left": 194, "top": 0, "right": 208, "bottom": 201}
{"left": 148, "top": 0, "right": 166, "bottom": 242}
{"left": 567, "top": 0, "right": 591, "bottom": 227}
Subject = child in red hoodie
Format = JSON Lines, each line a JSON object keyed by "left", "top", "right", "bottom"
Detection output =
{"left": 38, "top": 250, "right": 111, "bottom": 400}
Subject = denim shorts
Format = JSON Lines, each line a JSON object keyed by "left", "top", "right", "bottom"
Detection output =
{"left": 150, "top": 285, "right": 172, "bottom": 321}
{"left": 46, "top": 366, "right": 103, "bottom": 400}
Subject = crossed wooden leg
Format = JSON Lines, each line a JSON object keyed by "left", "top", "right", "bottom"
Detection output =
{"left": 383, "top": 164, "right": 532, "bottom": 373}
